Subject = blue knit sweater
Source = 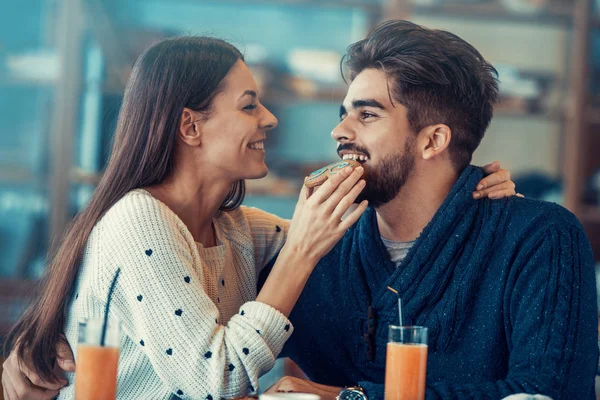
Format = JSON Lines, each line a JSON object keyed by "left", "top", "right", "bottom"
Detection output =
{"left": 275, "top": 166, "right": 598, "bottom": 399}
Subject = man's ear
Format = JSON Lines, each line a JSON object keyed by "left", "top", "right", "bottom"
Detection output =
{"left": 179, "top": 107, "right": 202, "bottom": 147}
{"left": 418, "top": 124, "right": 451, "bottom": 161}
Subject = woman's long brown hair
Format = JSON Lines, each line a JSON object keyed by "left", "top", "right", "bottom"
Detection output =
{"left": 3, "top": 36, "right": 245, "bottom": 380}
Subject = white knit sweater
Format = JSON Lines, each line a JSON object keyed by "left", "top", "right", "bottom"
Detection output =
{"left": 58, "top": 189, "right": 292, "bottom": 400}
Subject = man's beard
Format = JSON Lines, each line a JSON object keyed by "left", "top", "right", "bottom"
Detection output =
{"left": 355, "top": 137, "right": 415, "bottom": 208}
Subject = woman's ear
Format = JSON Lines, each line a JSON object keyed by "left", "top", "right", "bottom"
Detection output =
{"left": 179, "top": 108, "right": 202, "bottom": 147}
{"left": 418, "top": 124, "right": 452, "bottom": 161}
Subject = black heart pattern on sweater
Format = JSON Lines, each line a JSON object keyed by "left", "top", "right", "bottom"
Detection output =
{"left": 137, "top": 295, "right": 143, "bottom": 302}
{"left": 243, "top": 348, "right": 249, "bottom": 355}
{"left": 175, "top": 309, "right": 183, "bottom": 316}
{"left": 166, "top": 348, "right": 173, "bottom": 355}
{"left": 284, "top": 324, "right": 290, "bottom": 331}
{"left": 184, "top": 276, "right": 191, "bottom": 283}
{"left": 204, "top": 351, "right": 212, "bottom": 359}
{"left": 140, "top": 339, "right": 145, "bottom": 346}
{"left": 276, "top": 225, "right": 281, "bottom": 232}
{"left": 145, "top": 249, "right": 153, "bottom": 256}
{"left": 206, "top": 395, "right": 213, "bottom": 400}
{"left": 177, "top": 390, "right": 184, "bottom": 396}
{"left": 228, "top": 364, "right": 235, "bottom": 372}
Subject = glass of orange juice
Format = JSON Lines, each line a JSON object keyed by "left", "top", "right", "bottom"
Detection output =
{"left": 75, "top": 318, "right": 121, "bottom": 400}
{"left": 385, "top": 325, "right": 428, "bottom": 400}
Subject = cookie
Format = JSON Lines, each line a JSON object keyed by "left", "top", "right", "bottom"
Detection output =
{"left": 304, "top": 159, "right": 363, "bottom": 188}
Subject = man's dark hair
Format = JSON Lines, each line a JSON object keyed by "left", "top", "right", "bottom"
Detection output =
{"left": 343, "top": 20, "right": 499, "bottom": 171}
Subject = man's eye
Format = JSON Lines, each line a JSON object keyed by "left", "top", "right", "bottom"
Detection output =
{"left": 361, "top": 112, "right": 376, "bottom": 120}
{"left": 244, "top": 104, "right": 257, "bottom": 111}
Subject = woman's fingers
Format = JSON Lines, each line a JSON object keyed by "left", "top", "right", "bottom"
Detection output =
{"left": 339, "top": 200, "right": 369, "bottom": 231}
{"left": 19, "top": 359, "right": 66, "bottom": 390}
{"left": 481, "top": 160, "right": 500, "bottom": 175}
{"left": 306, "top": 166, "right": 354, "bottom": 205}
{"left": 323, "top": 167, "right": 365, "bottom": 211}
{"left": 475, "top": 168, "right": 511, "bottom": 192}
{"left": 291, "top": 183, "right": 310, "bottom": 222}
{"left": 331, "top": 178, "right": 366, "bottom": 220}
{"left": 487, "top": 189, "right": 518, "bottom": 200}
{"left": 473, "top": 180, "right": 516, "bottom": 199}
{"left": 3, "top": 357, "right": 58, "bottom": 400}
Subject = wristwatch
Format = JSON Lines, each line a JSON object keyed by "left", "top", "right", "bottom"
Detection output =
{"left": 336, "top": 386, "right": 368, "bottom": 400}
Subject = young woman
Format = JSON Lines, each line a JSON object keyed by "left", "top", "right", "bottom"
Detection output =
{"left": 1, "top": 36, "right": 516, "bottom": 400}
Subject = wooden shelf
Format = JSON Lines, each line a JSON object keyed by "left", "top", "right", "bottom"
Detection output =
{"left": 589, "top": 107, "right": 600, "bottom": 125}
{"left": 70, "top": 168, "right": 102, "bottom": 186}
{"left": 0, "top": 279, "right": 37, "bottom": 338}
{"left": 0, "top": 168, "right": 45, "bottom": 185}
{"left": 412, "top": 2, "right": 573, "bottom": 25}
{"left": 214, "top": 0, "right": 383, "bottom": 10}
{"left": 0, "top": 76, "right": 55, "bottom": 89}
{"left": 580, "top": 206, "right": 600, "bottom": 224}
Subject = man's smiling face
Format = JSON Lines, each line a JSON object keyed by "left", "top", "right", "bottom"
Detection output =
{"left": 332, "top": 68, "right": 417, "bottom": 208}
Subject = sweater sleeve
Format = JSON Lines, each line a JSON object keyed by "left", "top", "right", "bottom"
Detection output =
{"left": 90, "top": 193, "right": 293, "bottom": 399}
{"left": 360, "top": 224, "right": 598, "bottom": 400}
{"left": 241, "top": 206, "right": 289, "bottom": 272}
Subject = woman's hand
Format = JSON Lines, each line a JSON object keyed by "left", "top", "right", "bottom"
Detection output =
{"left": 256, "top": 166, "right": 367, "bottom": 316}
{"left": 284, "top": 165, "right": 368, "bottom": 263}
{"left": 2, "top": 341, "right": 75, "bottom": 400}
{"left": 473, "top": 161, "right": 522, "bottom": 200}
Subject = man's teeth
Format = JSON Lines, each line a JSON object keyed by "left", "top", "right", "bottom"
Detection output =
{"left": 342, "top": 154, "right": 369, "bottom": 162}
{"left": 248, "top": 141, "right": 264, "bottom": 150}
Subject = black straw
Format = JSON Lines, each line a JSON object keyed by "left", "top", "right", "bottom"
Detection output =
{"left": 100, "top": 267, "right": 121, "bottom": 346}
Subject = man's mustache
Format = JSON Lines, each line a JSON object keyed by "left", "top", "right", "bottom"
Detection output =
{"left": 336, "top": 143, "right": 370, "bottom": 158}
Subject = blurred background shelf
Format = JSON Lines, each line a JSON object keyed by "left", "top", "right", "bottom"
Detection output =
{"left": 0, "top": 168, "right": 45, "bottom": 185}
{"left": 412, "top": 2, "right": 573, "bottom": 25}
{"left": 589, "top": 107, "right": 600, "bottom": 124}
{"left": 581, "top": 206, "right": 600, "bottom": 224}
{"left": 216, "top": 0, "right": 385, "bottom": 9}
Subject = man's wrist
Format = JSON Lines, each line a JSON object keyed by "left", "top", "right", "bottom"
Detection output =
{"left": 336, "top": 385, "right": 368, "bottom": 400}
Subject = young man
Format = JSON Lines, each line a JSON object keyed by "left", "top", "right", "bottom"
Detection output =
{"left": 267, "top": 20, "right": 598, "bottom": 399}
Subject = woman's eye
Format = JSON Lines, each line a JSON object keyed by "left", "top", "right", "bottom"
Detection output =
{"left": 244, "top": 104, "right": 257, "bottom": 111}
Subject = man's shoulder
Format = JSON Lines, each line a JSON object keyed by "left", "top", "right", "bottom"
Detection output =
{"left": 491, "top": 196, "right": 585, "bottom": 237}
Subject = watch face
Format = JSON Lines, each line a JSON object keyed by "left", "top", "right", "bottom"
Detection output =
{"left": 339, "top": 389, "right": 366, "bottom": 400}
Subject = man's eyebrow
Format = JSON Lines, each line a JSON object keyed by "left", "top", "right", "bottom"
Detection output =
{"left": 339, "top": 99, "right": 387, "bottom": 119}
{"left": 238, "top": 90, "right": 257, "bottom": 101}
{"left": 352, "top": 99, "right": 386, "bottom": 111}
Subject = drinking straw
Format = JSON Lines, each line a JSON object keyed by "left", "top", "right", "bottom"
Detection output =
{"left": 387, "top": 286, "right": 403, "bottom": 326}
{"left": 100, "top": 267, "right": 121, "bottom": 346}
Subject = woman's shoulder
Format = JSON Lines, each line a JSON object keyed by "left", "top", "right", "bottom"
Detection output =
{"left": 95, "top": 189, "right": 191, "bottom": 242}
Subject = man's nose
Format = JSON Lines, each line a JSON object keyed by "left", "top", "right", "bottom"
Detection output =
{"left": 331, "top": 118, "right": 355, "bottom": 142}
